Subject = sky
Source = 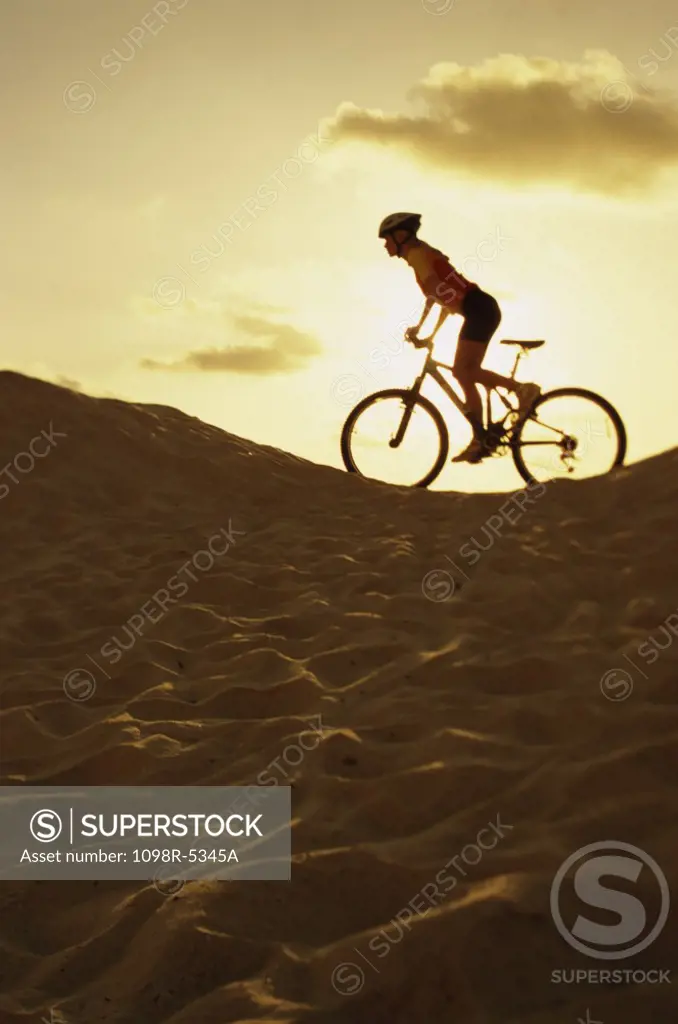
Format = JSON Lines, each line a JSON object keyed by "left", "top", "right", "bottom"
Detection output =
{"left": 2, "top": 0, "right": 678, "bottom": 492}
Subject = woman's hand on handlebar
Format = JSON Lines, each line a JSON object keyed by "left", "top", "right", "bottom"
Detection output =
{"left": 405, "top": 326, "right": 431, "bottom": 348}
{"left": 405, "top": 329, "right": 433, "bottom": 349}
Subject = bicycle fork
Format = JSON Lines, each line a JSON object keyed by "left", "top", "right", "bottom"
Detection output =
{"left": 390, "top": 375, "right": 426, "bottom": 448}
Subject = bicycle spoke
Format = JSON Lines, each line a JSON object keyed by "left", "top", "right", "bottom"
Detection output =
{"left": 518, "top": 439, "right": 567, "bottom": 447}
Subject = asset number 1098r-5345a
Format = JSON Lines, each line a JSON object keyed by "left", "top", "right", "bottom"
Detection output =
{"left": 132, "top": 848, "right": 238, "bottom": 863}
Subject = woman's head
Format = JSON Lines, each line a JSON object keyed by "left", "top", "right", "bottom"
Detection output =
{"left": 378, "top": 212, "right": 421, "bottom": 256}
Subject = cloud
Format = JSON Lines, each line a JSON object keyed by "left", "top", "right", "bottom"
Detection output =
{"left": 141, "top": 314, "right": 322, "bottom": 375}
{"left": 323, "top": 51, "right": 678, "bottom": 195}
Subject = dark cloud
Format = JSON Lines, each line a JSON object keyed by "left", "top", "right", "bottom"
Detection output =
{"left": 141, "top": 314, "right": 322, "bottom": 375}
{"left": 323, "top": 51, "right": 678, "bottom": 195}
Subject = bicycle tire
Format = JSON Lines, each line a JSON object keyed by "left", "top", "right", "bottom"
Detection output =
{"left": 512, "top": 387, "right": 627, "bottom": 485}
{"left": 341, "top": 388, "right": 450, "bottom": 488}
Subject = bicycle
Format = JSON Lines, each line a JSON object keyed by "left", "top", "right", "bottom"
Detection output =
{"left": 340, "top": 321, "right": 627, "bottom": 488}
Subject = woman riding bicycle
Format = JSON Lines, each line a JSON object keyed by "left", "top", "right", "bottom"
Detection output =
{"left": 378, "top": 212, "right": 540, "bottom": 463}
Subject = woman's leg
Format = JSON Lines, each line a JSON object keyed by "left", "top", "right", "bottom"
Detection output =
{"left": 452, "top": 339, "right": 487, "bottom": 438}
{"left": 475, "top": 364, "right": 520, "bottom": 393}
{"left": 474, "top": 363, "right": 541, "bottom": 416}
{"left": 452, "top": 288, "right": 502, "bottom": 440}
{"left": 451, "top": 289, "right": 536, "bottom": 463}
{"left": 457, "top": 290, "right": 540, "bottom": 427}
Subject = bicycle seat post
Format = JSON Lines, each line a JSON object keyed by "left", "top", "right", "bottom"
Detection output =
{"left": 500, "top": 338, "right": 545, "bottom": 380}
{"left": 510, "top": 347, "right": 524, "bottom": 380}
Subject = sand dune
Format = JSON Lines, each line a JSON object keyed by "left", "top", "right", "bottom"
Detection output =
{"left": 0, "top": 371, "right": 676, "bottom": 1023}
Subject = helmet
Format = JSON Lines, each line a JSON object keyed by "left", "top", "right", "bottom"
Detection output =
{"left": 378, "top": 212, "right": 421, "bottom": 238}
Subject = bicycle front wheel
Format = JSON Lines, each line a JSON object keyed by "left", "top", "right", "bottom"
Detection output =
{"left": 341, "top": 388, "right": 449, "bottom": 488}
{"left": 512, "top": 387, "right": 627, "bottom": 485}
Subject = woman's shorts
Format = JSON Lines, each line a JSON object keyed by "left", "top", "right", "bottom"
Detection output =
{"left": 458, "top": 287, "right": 501, "bottom": 344}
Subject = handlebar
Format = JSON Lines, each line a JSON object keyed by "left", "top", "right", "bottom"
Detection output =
{"left": 405, "top": 329, "right": 434, "bottom": 349}
{"left": 405, "top": 318, "right": 446, "bottom": 349}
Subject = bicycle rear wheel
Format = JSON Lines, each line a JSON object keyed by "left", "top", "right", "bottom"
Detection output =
{"left": 512, "top": 387, "right": 626, "bottom": 485}
{"left": 341, "top": 388, "right": 449, "bottom": 488}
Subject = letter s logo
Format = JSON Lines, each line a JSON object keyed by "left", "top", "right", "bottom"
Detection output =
{"left": 30, "top": 809, "right": 63, "bottom": 842}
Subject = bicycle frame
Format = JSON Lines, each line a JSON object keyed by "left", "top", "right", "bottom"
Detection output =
{"left": 405, "top": 322, "right": 528, "bottom": 428}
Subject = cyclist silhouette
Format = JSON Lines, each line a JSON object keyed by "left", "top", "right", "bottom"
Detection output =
{"left": 378, "top": 211, "right": 540, "bottom": 462}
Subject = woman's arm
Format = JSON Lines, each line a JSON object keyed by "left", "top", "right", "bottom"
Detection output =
{"left": 416, "top": 272, "right": 453, "bottom": 331}
{"left": 429, "top": 305, "right": 450, "bottom": 336}
{"left": 414, "top": 296, "right": 436, "bottom": 330}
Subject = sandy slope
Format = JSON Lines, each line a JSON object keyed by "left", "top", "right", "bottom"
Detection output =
{"left": 0, "top": 371, "right": 676, "bottom": 1024}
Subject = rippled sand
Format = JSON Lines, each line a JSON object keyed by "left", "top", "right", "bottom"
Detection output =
{"left": 0, "top": 372, "right": 676, "bottom": 1023}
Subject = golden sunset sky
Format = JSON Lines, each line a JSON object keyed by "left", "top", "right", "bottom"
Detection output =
{"left": 3, "top": 0, "right": 678, "bottom": 491}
